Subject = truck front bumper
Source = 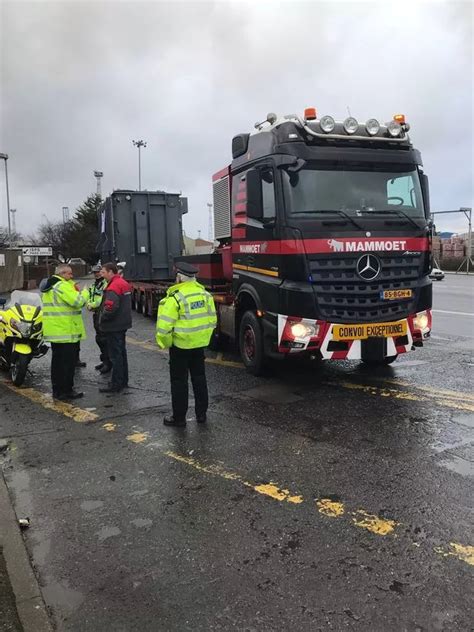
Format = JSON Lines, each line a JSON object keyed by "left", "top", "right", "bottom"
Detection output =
{"left": 275, "top": 310, "right": 432, "bottom": 360}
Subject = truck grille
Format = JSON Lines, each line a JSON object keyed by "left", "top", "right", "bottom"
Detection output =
{"left": 310, "top": 254, "right": 422, "bottom": 322}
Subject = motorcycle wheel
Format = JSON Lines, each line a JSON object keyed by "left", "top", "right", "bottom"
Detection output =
{"left": 11, "top": 354, "right": 30, "bottom": 386}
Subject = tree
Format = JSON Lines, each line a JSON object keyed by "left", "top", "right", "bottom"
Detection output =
{"left": 34, "top": 194, "right": 101, "bottom": 264}
{"left": 69, "top": 194, "right": 101, "bottom": 264}
{"left": 0, "top": 226, "right": 23, "bottom": 247}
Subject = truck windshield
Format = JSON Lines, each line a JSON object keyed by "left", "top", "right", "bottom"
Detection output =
{"left": 283, "top": 163, "right": 425, "bottom": 219}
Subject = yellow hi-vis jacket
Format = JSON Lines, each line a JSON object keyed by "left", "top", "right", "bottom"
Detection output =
{"left": 41, "top": 276, "right": 89, "bottom": 343}
{"left": 155, "top": 280, "right": 217, "bottom": 350}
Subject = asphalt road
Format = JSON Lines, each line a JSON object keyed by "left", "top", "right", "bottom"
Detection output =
{"left": 432, "top": 273, "right": 474, "bottom": 339}
{"left": 0, "top": 274, "right": 472, "bottom": 631}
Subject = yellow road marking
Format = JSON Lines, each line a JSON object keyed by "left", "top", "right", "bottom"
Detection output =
{"left": 254, "top": 484, "right": 303, "bottom": 504}
{"left": 103, "top": 422, "right": 117, "bottom": 432}
{"left": 165, "top": 451, "right": 302, "bottom": 504}
{"left": 325, "top": 380, "right": 474, "bottom": 413}
{"left": 352, "top": 510, "right": 398, "bottom": 536}
{"left": 126, "top": 432, "right": 149, "bottom": 444}
{"left": 435, "top": 542, "right": 474, "bottom": 566}
{"left": 317, "top": 498, "right": 345, "bottom": 517}
{"left": 127, "top": 336, "right": 244, "bottom": 369}
{"left": 1, "top": 381, "right": 97, "bottom": 423}
{"left": 383, "top": 378, "right": 474, "bottom": 402}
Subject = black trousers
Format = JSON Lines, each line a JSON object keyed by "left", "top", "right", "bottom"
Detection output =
{"left": 169, "top": 346, "right": 208, "bottom": 421}
{"left": 51, "top": 342, "right": 79, "bottom": 396}
{"left": 95, "top": 329, "right": 110, "bottom": 366}
{"left": 105, "top": 331, "right": 128, "bottom": 389}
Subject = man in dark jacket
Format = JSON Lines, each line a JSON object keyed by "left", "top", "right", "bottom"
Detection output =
{"left": 98, "top": 262, "right": 132, "bottom": 393}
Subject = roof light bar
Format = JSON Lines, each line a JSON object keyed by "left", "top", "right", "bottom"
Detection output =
{"left": 304, "top": 107, "right": 317, "bottom": 121}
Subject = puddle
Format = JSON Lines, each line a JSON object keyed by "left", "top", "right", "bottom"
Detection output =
{"left": 439, "top": 456, "right": 474, "bottom": 478}
{"left": 42, "top": 581, "right": 84, "bottom": 614}
{"left": 451, "top": 413, "right": 474, "bottom": 430}
{"left": 96, "top": 526, "right": 121, "bottom": 541}
{"left": 234, "top": 384, "right": 303, "bottom": 404}
{"left": 81, "top": 500, "right": 104, "bottom": 512}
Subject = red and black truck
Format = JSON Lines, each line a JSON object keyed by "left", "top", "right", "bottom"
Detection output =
{"left": 199, "top": 108, "right": 433, "bottom": 373}
{"left": 101, "top": 107, "right": 433, "bottom": 375}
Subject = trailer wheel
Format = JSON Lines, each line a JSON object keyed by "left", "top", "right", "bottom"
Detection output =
{"left": 362, "top": 354, "right": 398, "bottom": 367}
{"left": 239, "top": 311, "right": 264, "bottom": 375}
{"left": 141, "top": 294, "right": 149, "bottom": 317}
{"left": 136, "top": 292, "right": 143, "bottom": 314}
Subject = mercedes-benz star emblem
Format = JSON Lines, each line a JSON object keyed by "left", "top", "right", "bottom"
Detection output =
{"left": 356, "top": 254, "right": 381, "bottom": 281}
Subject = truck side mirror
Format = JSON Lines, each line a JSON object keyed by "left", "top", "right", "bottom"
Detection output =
{"left": 420, "top": 173, "right": 430, "bottom": 218}
{"left": 246, "top": 169, "right": 263, "bottom": 220}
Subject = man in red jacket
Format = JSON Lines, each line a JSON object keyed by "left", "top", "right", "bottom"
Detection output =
{"left": 98, "top": 262, "right": 132, "bottom": 393}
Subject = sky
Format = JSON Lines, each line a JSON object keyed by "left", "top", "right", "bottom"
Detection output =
{"left": 0, "top": 0, "right": 472, "bottom": 238}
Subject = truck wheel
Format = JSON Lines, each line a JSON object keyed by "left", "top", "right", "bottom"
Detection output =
{"left": 362, "top": 355, "right": 398, "bottom": 367}
{"left": 11, "top": 354, "right": 30, "bottom": 386}
{"left": 239, "top": 311, "right": 264, "bottom": 375}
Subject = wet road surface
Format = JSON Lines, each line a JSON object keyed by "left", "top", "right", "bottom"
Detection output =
{"left": 0, "top": 275, "right": 472, "bottom": 631}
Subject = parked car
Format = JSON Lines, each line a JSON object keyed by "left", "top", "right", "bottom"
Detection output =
{"left": 429, "top": 267, "right": 445, "bottom": 281}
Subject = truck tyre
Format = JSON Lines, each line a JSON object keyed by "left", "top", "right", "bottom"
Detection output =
{"left": 362, "top": 355, "right": 398, "bottom": 367}
{"left": 239, "top": 311, "right": 264, "bottom": 375}
{"left": 11, "top": 354, "right": 29, "bottom": 386}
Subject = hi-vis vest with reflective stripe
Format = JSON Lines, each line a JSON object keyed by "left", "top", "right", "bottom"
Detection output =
{"left": 41, "top": 277, "right": 88, "bottom": 343}
{"left": 155, "top": 280, "right": 217, "bottom": 350}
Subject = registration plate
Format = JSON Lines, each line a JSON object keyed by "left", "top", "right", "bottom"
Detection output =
{"left": 333, "top": 320, "right": 408, "bottom": 341}
{"left": 381, "top": 289, "right": 413, "bottom": 300}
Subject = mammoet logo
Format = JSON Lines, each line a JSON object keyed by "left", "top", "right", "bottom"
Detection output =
{"left": 239, "top": 244, "right": 261, "bottom": 254}
{"left": 327, "top": 239, "right": 408, "bottom": 253}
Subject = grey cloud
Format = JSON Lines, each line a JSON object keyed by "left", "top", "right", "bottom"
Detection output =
{"left": 0, "top": 0, "right": 472, "bottom": 237}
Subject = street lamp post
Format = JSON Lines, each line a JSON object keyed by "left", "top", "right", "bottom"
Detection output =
{"left": 0, "top": 153, "right": 12, "bottom": 247}
{"left": 132, "top": 140, "right": 147, "bottom": 191}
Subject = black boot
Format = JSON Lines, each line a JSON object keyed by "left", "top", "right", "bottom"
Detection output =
{"left": 163, "top": 415, "right": 186, "bottom": 427}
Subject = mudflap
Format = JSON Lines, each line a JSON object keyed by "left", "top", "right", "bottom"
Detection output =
{"left": 361, "top": 337, "right": 386, "bottom": 363}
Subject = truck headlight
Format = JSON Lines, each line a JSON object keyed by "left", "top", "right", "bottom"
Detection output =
{"left": 290, "top": 322, "right": 319, "bottom": 338}
{"left": 413, "top": 311, "right": 429, "bottom": 330}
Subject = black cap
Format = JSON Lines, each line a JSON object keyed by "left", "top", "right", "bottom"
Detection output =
{"left": 175, "top": 261, "right": 199, "bottom": 276}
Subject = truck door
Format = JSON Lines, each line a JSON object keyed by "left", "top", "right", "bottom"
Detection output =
{"left": 233, "top": 165, "right": 279, "bottom": 278}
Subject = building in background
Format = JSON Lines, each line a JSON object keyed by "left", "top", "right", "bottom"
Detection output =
{"left": 183, "top": 235, "right": 214, "bottom": 255}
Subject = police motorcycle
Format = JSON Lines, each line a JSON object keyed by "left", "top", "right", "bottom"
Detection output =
{"left": 0, "top": 291, "right": 48, "bottom": 386}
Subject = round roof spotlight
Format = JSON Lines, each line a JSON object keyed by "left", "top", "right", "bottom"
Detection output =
{"left": 365, "top": 118, "right": 380, "bottom": 136}
{"left": 387, "top": 120, "right": 402, "bottom": 137}
{"left": 343, "top": 117, "right": 358, "bottom": 135}
{"left": 320, "top": 115, "right": 336, "bottom": 133}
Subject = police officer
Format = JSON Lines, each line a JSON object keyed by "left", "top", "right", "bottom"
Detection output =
{"left": 40, "top": 264, "right": 89, "bottom": 400}
{"left": 87, "top": 264, "right": 111, "bottom": 373}
{"left": 156, "top": 261, "right": 217, "bottom": 426}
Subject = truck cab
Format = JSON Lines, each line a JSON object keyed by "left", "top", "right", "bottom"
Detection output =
{"left": 212, "top": 108, "right": 432, "bottom": 373}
